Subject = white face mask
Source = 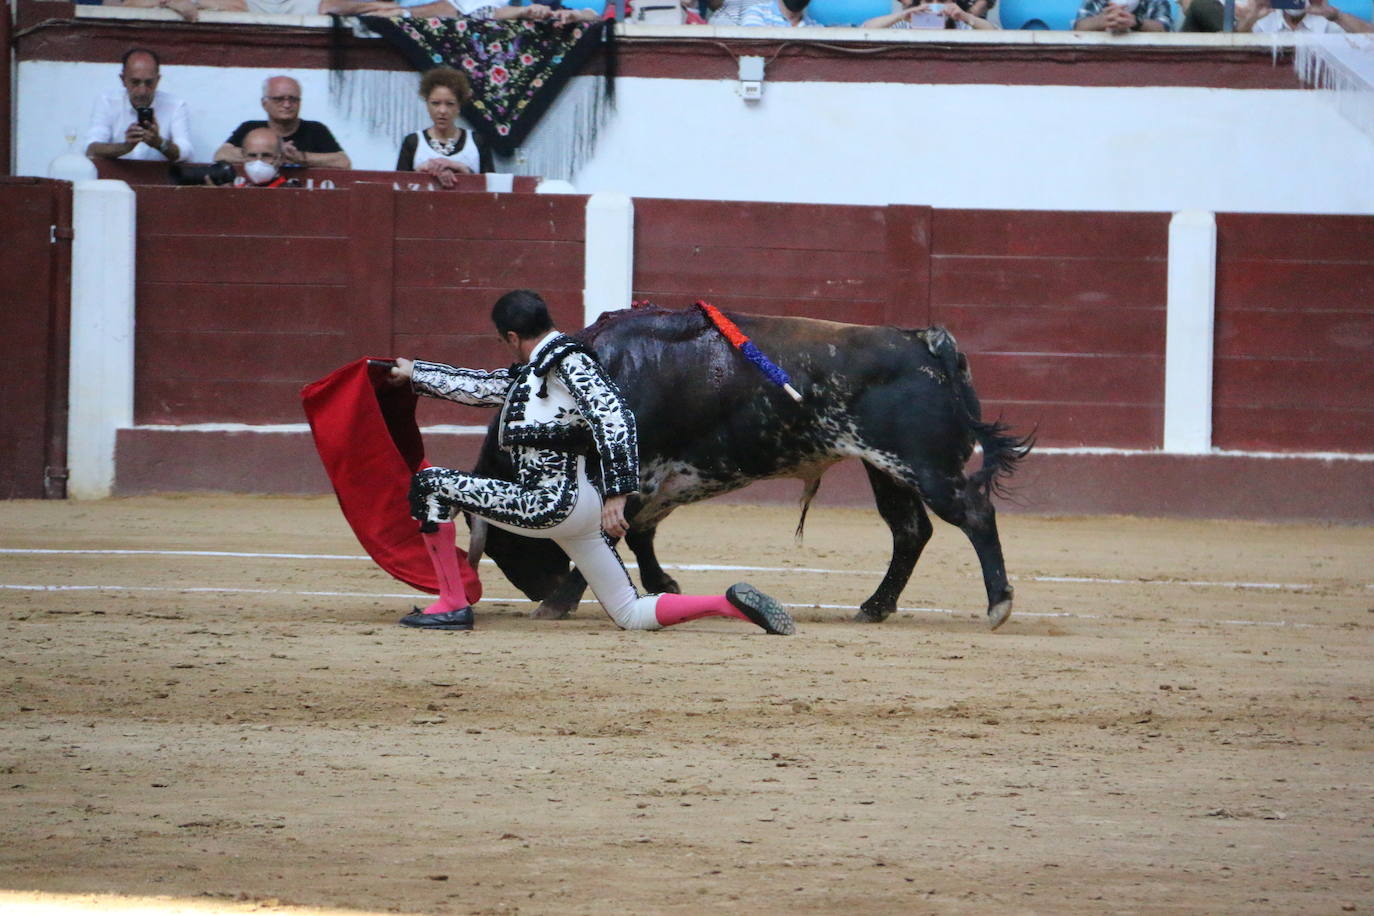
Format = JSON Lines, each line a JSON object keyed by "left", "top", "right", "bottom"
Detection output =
{"left": 1113, "top": 0, "right": 1140, "bottom": 12}
{"left": 244, "top": 159, "right": 278, "bottom": 185}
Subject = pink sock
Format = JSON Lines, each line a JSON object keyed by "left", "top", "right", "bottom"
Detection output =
{"left": 654, "top": 593, "right": 748, "bottom": 628}
{"left": 421, "top": 522, "right": 469, "bottom": 614}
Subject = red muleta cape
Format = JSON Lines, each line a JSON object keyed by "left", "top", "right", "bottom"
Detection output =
{"left": 301, "top": 358, "right": 482, "bottom": 602}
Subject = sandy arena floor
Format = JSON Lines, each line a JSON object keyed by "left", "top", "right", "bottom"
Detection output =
{"left": 1, "top": 495, "right": 1371, "bottom": 915}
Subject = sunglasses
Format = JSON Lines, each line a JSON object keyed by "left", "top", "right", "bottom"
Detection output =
{"left": 265, "top": 95, "right": 301, "bottom": 103}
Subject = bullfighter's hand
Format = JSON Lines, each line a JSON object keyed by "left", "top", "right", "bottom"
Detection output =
{"left": 389, "top": 357, "right": 414, "bottom": 386}
{"left": 601, "top": 494, "right": 629, "bottom": 539}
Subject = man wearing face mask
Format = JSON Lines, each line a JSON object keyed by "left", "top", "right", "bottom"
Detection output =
{"left": 1074, "top": 0, "right": 1172, "bottom": 30}
{"left": 85, "top": 47, "right": 193, "bottom": 162}
{"left": 234, "top": 128, "right": 300, "bottom": 188}
{"left": 1240, "top": 0, "right": 1370, "bottom": 32}
{"left": 738, "top": 0, "right": 822, "bottom": 25}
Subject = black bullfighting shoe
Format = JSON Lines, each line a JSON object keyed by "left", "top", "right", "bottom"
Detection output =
{"left": 725, "top": 583, "right": 796, "bottom": 636}
{"left": 399, "top": 607, "right": 474, "bottom": 631}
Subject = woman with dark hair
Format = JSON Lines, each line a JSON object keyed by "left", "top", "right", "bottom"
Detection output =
{"left": 396, "top": 67, "right": 488, "bottom": 188}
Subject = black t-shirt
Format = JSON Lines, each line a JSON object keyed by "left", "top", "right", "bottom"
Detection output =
{"left": 225, "top": 120, "right": 342, "bottom": 153}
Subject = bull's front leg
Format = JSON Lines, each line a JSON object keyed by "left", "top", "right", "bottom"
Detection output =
{"left": 855, "top": 463, "right": 933, "bottom": 623}
{"left": 531, "top": 569, "right": 589, "bottom": 619}
{"left": 625, "top": 524, "right": 680, "bottom": 595}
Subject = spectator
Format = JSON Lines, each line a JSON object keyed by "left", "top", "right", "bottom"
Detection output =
{"left": 863, "top": 0, "right": 996, "bottom": 28}
{"left": 739, "top": 0, "right": 821, "bottom": 25}
{"left": 212, "top": 77, "right": 351, "bottom": 169}
{"left": 702, "top": 0, "right": 752, "bottom": 23}
{"left": 396, "top": 68, "right": 490, "bottom": 189}
{"left": 381, "top": 0, "right": 598, "bottom": 20}
{"left": 84, "top": 48, "right": 192, "bottom": 162}
{"left": 235, "top": 127, "right": 302, "bottom": 187}
{"left": 119, "top": 0, "right": 404, "bottom": 23}
{"left": 1178, "top": 0, "right": 1245, "bottom": 30}
{"left": 1240, "top": 0, "right": 1371, "bottom": 31}
{"left": 1074, "top": 0, "right": 1172, "bottom": 31}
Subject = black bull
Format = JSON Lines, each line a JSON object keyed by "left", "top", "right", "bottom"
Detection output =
{"left": 466, "top": 306, "right": 1033, "bottom": 628}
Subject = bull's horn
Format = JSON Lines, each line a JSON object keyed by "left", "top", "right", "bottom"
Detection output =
{"left": 467, "top": 517, "right": 488, "bottom": 567}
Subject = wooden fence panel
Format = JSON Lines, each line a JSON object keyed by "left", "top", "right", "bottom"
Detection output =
{"left": 1214, "top": 213, "right": 1374, "bottom": 452}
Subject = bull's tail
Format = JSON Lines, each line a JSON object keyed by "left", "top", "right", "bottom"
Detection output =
{"left": 925, "top": 327, "right": 1035, "bottom": 500}
{"left": 794, "top": 476, "right": 822, "bottom": 544}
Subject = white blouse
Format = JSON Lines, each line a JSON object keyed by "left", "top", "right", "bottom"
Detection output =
{"left": 411, "top": 129, "right": 481, "bottom": 174}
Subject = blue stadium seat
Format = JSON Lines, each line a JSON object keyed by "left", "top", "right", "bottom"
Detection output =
{"left": 811, "top": 0, "right": 895, "bottom": 26}
{"left": 997, "top": 0, "right": 1082, "bottom": 28}
{"left": 1331, "top": 0, "right": 1372, "bottom": 19}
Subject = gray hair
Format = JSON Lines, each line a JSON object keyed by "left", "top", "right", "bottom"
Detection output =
{"left": 261, "top": 75, "right": 301, "bottom": 98}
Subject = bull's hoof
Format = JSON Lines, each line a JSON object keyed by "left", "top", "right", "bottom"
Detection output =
{"left": 987, "top": 597, "right": 1013, "bottom": 631}
{"left": 852, "top": 606, "right": 892, "bottom": 624}
{"left": 530, "top": 602, "right": 575, "bottom": 620}
{"left": 642, "top": 576, "right": 681, "bottom": 595}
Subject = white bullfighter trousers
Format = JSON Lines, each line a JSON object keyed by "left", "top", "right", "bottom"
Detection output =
{"left": 410, "top": 455, "right": 662, "bottom": 630}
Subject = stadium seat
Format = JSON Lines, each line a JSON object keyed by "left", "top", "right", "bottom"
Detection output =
{"left": 1331, "top": 0, "right": 1372, "bottom": 19}
{"left": 998, "top": 0, "right": 1082, "bottom": 28}
{"left": 811, "top": 0, "right": 895, "bottom": 26}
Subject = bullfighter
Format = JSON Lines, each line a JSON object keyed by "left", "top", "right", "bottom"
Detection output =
{"left": 389, "top": 289, "right": 796, "bottom": 636}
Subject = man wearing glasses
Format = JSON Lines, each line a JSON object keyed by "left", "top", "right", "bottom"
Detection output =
{"left": 213, "top": 76, "right": 351, "bottom": 170}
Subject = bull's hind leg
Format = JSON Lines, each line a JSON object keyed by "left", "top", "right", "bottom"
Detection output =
{"left": 854, "top": 462, "right": 934, "bottom": 623}
{"left": 916, "top": 469, "right": 1014, "bottom": 630}
{"left": 626, "top": 524, "right": 681, "bottom": 595}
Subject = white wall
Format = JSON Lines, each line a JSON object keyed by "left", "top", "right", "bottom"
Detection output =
{"left": 16, "top": 61, "right": 1374, "bottom": 213}
{"left": 574, "top": 77, "right": 1374, "bottom": 214}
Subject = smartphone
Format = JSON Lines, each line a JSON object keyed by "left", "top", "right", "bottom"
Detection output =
{"left": 1269, "top": 0, "right": 1306, "bottom": 9}
{"left": 135, "top": 106, "right": 156, "bottom": 128}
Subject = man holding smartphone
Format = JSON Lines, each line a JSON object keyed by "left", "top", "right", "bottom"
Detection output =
{"left": 1240, "top": 0, "right": 1371, "bottom": 31}
{"left": 85, "top": 48, "right": 193, "bottom": 163}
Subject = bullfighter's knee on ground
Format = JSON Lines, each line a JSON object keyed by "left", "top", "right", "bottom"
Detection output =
{"left": 558, "top": 531, "right": 794, "bottom": 635}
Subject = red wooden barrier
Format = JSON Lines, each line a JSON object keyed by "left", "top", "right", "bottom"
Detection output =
{"left": 95, "top": 159, "right": 540, "bottom": 192}
{"left": 127, "top": 192, "right": 1372, "bottom": 457}
{"left": 930, "top": 210, "right": 1170, "bottom": 449}
{"left": 1214, "top": 213, "right": 1374, "bottom": 453}
{"left": 0, "top": 178, "right": 71, "bottom": 498}
{"left": 630, "top": 202, "right": 1169, "bottom": 449}
{"left": 134, "top": 185, "right": 587, "bottom": 427}
{"left": 631, "top": 198, "right": 912, "bottom": 327}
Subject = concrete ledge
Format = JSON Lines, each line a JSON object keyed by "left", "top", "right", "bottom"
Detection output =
{"left": 114, "top": 427, "right": 1374, "bottom": 522}
{"left": 68, "top": 6, "right": 1312, "bottom": 49}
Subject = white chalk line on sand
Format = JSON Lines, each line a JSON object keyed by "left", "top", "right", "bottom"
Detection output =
{"left": 0, "top": 548, "right": 1343, "bottom": 593}
{"left": 0, "top": 583, "right": 1318, "bottom": 629}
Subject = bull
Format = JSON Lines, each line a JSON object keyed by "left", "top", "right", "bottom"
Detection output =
{"left": 466, "top": 305, "right": 1032, "bottom": 628}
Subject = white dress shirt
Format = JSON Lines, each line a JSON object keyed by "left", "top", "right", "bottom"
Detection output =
{"left": 1252, "top": 9, "right": 1345, "bottom": 31}
{"left": 84, "top": 88, "right": 193, "bottom": 162}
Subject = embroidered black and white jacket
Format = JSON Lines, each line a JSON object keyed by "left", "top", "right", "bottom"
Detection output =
{"left": 411, "top": 333, "right": 641, "bottom": 497}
